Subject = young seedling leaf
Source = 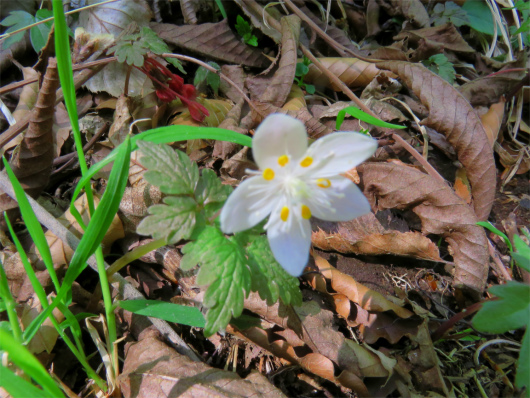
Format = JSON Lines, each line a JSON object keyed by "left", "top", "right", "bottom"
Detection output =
{"left": 0, "top": 11, "right": 34, "bottom": 50}
{"left": 422, "top": 54, "right": 456, "bottom": 84}
{"left": 30, "top": 9, "right": 53, "bottom": 53}
{"left": 476, "top": 221, "right": 513, "bottom": 251}
{"left": 336, "top": 106, "right": 407, "bottom": 130}
{"left": 246, "top": 235, "right": 302, "bottom": 306}
{"left": 137, "top": 196, "right": 197, "bottom": 244}
{"left": 137, "top": 140, "right": 199, "bottom": 195}
{"left": 512, "top": 234, "right": 530, "bottom": 272}
{"left": 235, "top": 15, "right": 258, "bottom": 46}
{"left": 118, "top": 300, "right": 205, "bottom": 327}
{"left": 431, "top": 1, "right": 470, "bottom": 27}
{"left": 181, "top": 226, "right": 251, "bottom": 336}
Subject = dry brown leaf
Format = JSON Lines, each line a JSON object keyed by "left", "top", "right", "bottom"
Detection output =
{"left": 120, "top": 336, "right": 286, "bottom": 398}
{"left": 459, "top": 71, "right": 526, "bottom": 106}
{"left": 480, "top": 97, "right": 506, "bottom": 147}
{"left": 376, "top": 0, "right": 430, "bottom": 28}
{"left": 358, "top": 162, "right": 488, "bottom": 298}
{"left": 220, "top": 65, "right": 248, "bottom": 104}
{"left": 180, "top": 0, "right": 197, "bottom": 24}
{"left": 377, "top": 61, "right": 496, "bottom": 221}
{"left": 312, "top": 213, "right": 441, "bottom": 261}
{"left": 454, "top": 167, "right": 472, "bottom": 204}
{"left": 213, "top": 99, "right": 246, "bottom": 160}
{"left": 151, "top": 20, "right": 270, "bottom": 68}
{"left": 303, "top": 58, "right": 379, "bottom": 91}
{"left": 281, "top": 84, "right": 307, "bottom": 111}
{"left": 394, "top": 23, "right": 475, "bottom": 54}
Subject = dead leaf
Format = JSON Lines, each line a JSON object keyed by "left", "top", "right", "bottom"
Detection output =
{"left": 454, "top": 167, "right": 472, "bottom": 204}
{"left": 358, "top": 162, "right": 488, "bottom": 298}
{"left": 312, "top": 212, "right": 441, "bottom": 261}
{"left": 377, "top": 61, "right": 496, "bottom": 221}
{"left": 120, "top": 336, "right": 287, "bottom": 398}
{"left": 480, "top": 97, "right": 505, "bottom": 147}
{"left": 151, "top": 20, "right": 270, "bottom": 68}
{"left": 394, "top": 23, "right": 475, "bottom": 54}
{"left": 376, "top": 0, "right": 430, "bottom": 28}
{"left": 303, "top": 58, "right": 379, "bottom": 91}
{"left": 459, "top": 71, "right": 527, "bottom": 106}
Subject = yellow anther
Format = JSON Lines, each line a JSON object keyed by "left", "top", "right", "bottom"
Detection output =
{"left": 301, "top": 205, "right": 311, "bottom": 219}
{"left": 316, "top": 178, "right": 331, "bottom": 188}
{"left": 263, "top": 168, "right": 275, "bottom": 180}
{"left": 278, "top": 155, "right": 289, "bottom": 167}
{"left": 280, "top": 206, "right": 289, "bottom": 222}
{"left": 300, "top": 156, "right": 313, "bottom": 167}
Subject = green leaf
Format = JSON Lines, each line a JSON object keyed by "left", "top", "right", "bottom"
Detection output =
{"left": 305, "top": 84, "right": 316, "bottom": 94}
{"left": 462, "top": 0, "right": 498, "bottom": 35}
{"left": 206, "top": 64, "right": 221, "bottom": 96}
{"left": 295, "top": 63, "right": 309, "bottom": 77}
{"left": 422, "top": 54, "right": 456, "bottom": 84}
{"left": 516, "top": 328, "right": 529, "bottom": 391}
{"left": 473, "top": 281, "right": 530, "bottom": 333}
{"left": 112, "top": 41, "right": 148, "bottom": 66}
{"left": 431, "top": 1, "right": 469, "bottom": 27}
{"left": 0, "top": 329, "right": 65, "bottom": 398}
{"left": 0, "top": 11, "right": 34, "bottom": 50}
{"left": 512, "top": 234, "right": 530, "bottom": 272}
{"left": 30, "top": 9, "right": 53, "bottom": 53}
{"left": 476, "top": 221, "right": 513, "bottom": 252}
{"left": 118, "top": 300, "right": 205, "bottom": 328}
{"left": 336, "top": 106, "right": 407, "bottom": 130}
{"left": 181, "top": 226, "right": 251, "bottom": 336}
{"left": 137, "top": 196, "right": 197, "bottom": 244}
{"left": 194, "top": 66, "right": 209, "bottom": 87}
{"left": 245, "top": 34, "right": 258, "bottom": 47}
{"left": 139, "top": 26, "right": 169, "bottom": 54}
{"left": 195, "top": 169, "right": 231, "bottom": 206}
{"left": 137, "top": 141, "right": 199, "bottom": 195}
{"left": 235, "top": 15, "right": 252, "bottom": 37}
{"left": 246, "top": 235, "right": 302, "bottom": 307}
{"left": 0, "top": 365, "right": 58, "bottom": 398}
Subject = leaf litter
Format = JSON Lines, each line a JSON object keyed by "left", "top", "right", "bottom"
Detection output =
{"left": 0, "top": 0, "right": 529, "bottom": 397}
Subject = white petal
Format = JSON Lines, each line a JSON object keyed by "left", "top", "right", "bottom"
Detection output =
{"left": 253, "top": 114, "right": 308, "bottom": 169}
{"left": 267, "top": 204, "right": 312, "bottom": 277}
{"left": 308, "top": 177, "right": 372, "bottom": 221}
{"left": 305, "top": 132, "right": 377, "bottom": 177}
{"left": 220, "top": 177, "right": 278, "bottom": 233}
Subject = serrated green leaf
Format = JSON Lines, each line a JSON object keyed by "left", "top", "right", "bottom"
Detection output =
{"left": 113, "top": 42, "right": 147, "bottom": 66}
{"left": 431, "top": 1, "right": 469, "bottom": 27}
{"left": 137, "top": 196, "right": 196, "bottom": 244}
{"left": 140, "top": 26, "right": 171, "bottom": 54}
{"left": 423, "top": 54, "right": 456, "bottom": 84}
{"left": 195, "top": 169, "right": 231, "bottom": 206}
{"left": 462, "top": 0, "right": 498, "bottom": 36}
{"left": 118, "top": 299, "right": 205, "bottom": 327}
{"left": 0, "top": 11, "right": 34, "bottom": 50}
{"left": 245, "top": 34, "right": 258, "bottom": 47}
{"left": 181, "top": 226, "right": 251, "bottom": 335}
{"left": 206, "top": 70, "right": 220, "bottom": 96}
{"left": 473, "top": 281, "right": 530, "bottom": 333}
{"left": 235, "top": 15, "right": 252, "bottom": 37}
{"left": 137, "top": 140, "right": 199, "bottom": 195}
{"left": 194, "top": 66, "right": 209, "bottom": 87}
{"left": 246, "top": 235, "right": 302, "bottom": 307}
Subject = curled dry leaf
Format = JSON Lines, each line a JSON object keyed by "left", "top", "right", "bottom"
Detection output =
{"left": 151, "top": 20, "right": 270, "bottom": 68}
{"left": 246, "top": 16, "right": 300, "bottom": 108}
{"left": 281, "top": 84, "right": 307, "bottom": 111}
{"left": 377, "top": 61, "right": 496, "bottom": 221}
{"left": 394, "top": 23, "right": 475, "bottom": 54}
{"left": 480, "top": 97, "right": 506, "bottom": 147}
{"left": 303, "top": 58, "right": 379, "bottom": 91}
{"left": 312, "top": 213, "right": 441, "bottom": 262}
{"left": 358, "top": 162, "right": 488, "bottom": 298}
{"left": 376, "top": 0, "right": 430, "bottom": 28}
{"left": 459, "top": 70, "right": 527, "bottom": 106}
{"left": 120, "top": 336, "right": 287, "bottom": 398}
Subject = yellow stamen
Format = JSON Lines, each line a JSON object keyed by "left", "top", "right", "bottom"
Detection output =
{"left": 300, "top": 156, "right": 313, "bottom": 167}
{"left": 263, "top": 168, "right": 275, "bottom": 180}
{"left": 316, "top": 178, "right": 331, "bottom": 188}
{"left": 278, "top": 155, "right": 289, "bottom": 167}
{"left": 280, "top": 206, "right": 289, "bottom": 222}
{"left": 301, "top": 205, "right": 311, "bottom": 219}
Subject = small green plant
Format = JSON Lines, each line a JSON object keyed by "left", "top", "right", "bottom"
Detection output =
{"left": 473, "top": 229, "right": 530, "bottom": 396}
{"left": 0, "top": 9, "right": 64, "bottom": 53}
{"left": 431, "top": 1, "right": 470, "bottom": 27}
{"left": 506, "top": 0, "right": 530, "bottom": 47}
{"left": 336, "top": 106, "right": 407, "bottom": 132}
{"left": 294, "top": 56, "right": 316, "bottom": 94}
{"left": 422, "top": 54, "right": 456, "bottom": 84}
{"left": 235, "top": 15, "right": 258, "bottom": 47}
{"left": 194, "top": 61, "right": 221, "bottom": 96}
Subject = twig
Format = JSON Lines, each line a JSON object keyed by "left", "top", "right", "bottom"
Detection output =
{"left": 391, "top": 133, "right": 446, "bottom": 184}
{"left": 0, "top": 172, "right": 203, "bottom": 363}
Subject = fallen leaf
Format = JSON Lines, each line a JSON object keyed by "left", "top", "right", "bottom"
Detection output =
{"left": 377, "top": 61, "right": 496, "bottom": 221}
{"left": 358, "top": 162, "right": 489, "bottom": 298}
{"left": 151, "top": 20, "right": 270, "bottom": 68}
{"left": 454, "top": 167, "right": 472, "bottom": 204}
{"left": 303, "top": 58, "right": 379, "bottom": 91}
{"left": 120, "top": 335, "right": 287, "bottom": 398}
{"left": 480, "top": 97, "right": 506, "bottom": 147}
{"left": 394, "top": 23, "right": 475, "bottom": 54}
{"left": 376, "top": 0, "right": 430, "bottom": 28}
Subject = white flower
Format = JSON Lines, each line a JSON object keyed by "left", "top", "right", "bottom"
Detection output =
{"left": 220, "top": 114, "right": 378, "bottom": 277}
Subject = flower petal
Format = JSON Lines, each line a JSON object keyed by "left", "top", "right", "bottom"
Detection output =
{"left": 308, "top": 177, "right": 372, "bottom": 221}
{"left": 253, "top": 114, "right": 308, "bottom": 169}
{"left": 267, "top": 203, "right": 312, "bottom": 276}
{"left": 220, "top": 176, "right": 278, "bottom": 233}
{"left": 305, "top": 132, "right": 377, "bottom": 177}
